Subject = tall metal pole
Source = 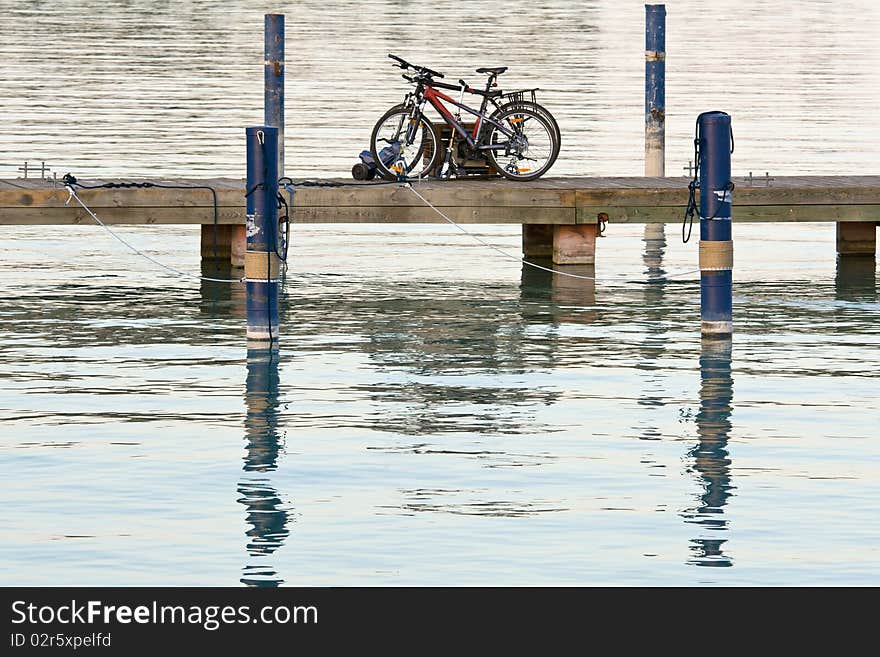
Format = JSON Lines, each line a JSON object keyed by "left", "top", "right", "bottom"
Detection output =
{"left": 245, "top": 126, "right": 280, "bottom": 348}
{"left": 264, "top": 14, "right": 285, "bottom": 177}
{"left": 645, "top": 4, "right": 665, "bottom": 177}
{"left": 697, "top": 111, "right": 733, "bottom": 335}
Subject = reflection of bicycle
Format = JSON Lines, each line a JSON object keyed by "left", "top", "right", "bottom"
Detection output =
{"left": 370, "top": 54, "right": 561, "bottom": 182}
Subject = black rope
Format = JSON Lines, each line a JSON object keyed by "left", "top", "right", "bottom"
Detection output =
{"left": 286, "top": 179, "right": 402, "bottom": 188}
{"left": 279, "top": 173, "right": 479, "bottom": 188}
{"left": 683, "top": 179, "right": 697, "bottom": 244}
{"left": 61, "top": 173, "right": 221, "bottom": 266}
{"left": 275, "top": 190, "right": 290, "bottom": 263}
{"left": 682, "top": 114, "right": 735, "bottom": 244}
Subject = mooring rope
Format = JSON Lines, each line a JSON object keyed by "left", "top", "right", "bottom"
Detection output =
{"left": 61, "top": 173, "right": 225, "bottom": 266}
{"left": 64, "top": 185, "right": 244, "bottom": 284}
{"left": 403, "top": 183, "right": 700, "bottom": 283}
{"left": 63, "top": 178, "right": 699, "bottom": 287}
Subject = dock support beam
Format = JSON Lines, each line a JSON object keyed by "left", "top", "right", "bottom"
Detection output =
{"left": 645, "top": 4, "right": 666, "bottom": 177}
{"left": 201, "top": 224, "right": 234, "bottom": 262}
{"left": 553, "top": 225, "right": 597, "bottom": 265}
{"left": 836, "top": 222, "right": 876, "bottom": 257}
{"left": 231, "top": 224, "right": 247, "bottom": 267}
{"left": 522, "top": 224, "right": 597, "bottom": 265}
{"left": 697, "top": 111, "right": 734, "bottom": 336}
{"left": 523, "top": 224, "right": 554, "bottom": 258}
{"left": 245, "top": 126, "right": 280, "bottom": 348}
{"left": 200, "top": 224, "right": 246, "bottom": 267}
{"left": 265, "top": 14, "right": 285, "bottom": 177}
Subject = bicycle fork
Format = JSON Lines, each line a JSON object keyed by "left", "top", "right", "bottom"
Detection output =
{"left": 391, "top": 100, "right": 428, "bottom": 181}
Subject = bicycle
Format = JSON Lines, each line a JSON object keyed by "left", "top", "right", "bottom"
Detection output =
{"left": 370, "top": 54, "right": 561, "bottom": 182}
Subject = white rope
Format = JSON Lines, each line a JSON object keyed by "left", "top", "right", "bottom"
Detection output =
{"left": 65, "top": 185, "right": 244, "bottom": 284}
{"left": 64, "top": 181, "right": 699, "bottom": 286}
{"left": 404, "top": 183, "right": 700, "bottom": 283}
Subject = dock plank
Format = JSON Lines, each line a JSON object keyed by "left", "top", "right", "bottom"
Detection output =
{"left": 583, "top": 204, "right": 880, "bottom": 225}
{"left": 1, "top": 176, "right": 879, "bottom": 225}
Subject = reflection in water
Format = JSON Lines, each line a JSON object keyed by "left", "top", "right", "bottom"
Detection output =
{"left": 390, "top": 488, "right": 568, "bottom": 517}
{"left": 684, "top": 337, "right": 734, "bottom": 568}
{"left": 642, "top": 225, "right": 666, "bottom": 279}
{"left": 520, "top": 258, "right": 596, "bottom": 326}
{"left": 238, "top": 349, "right": 290, "bottom": 586}
{"left": 552, "top": 265, "right": 597, "bottom": 324}
{"left": 3, "top": 215, "right": 880, "bottom": 585}
{"left": 636, "top": 225, "right": 667, "bottom": 439}
{"left": 835, "top": 256, "right": 877, "bottom": 303}
{"left": 199, "top": 262, "right": 246, "bottom": 319}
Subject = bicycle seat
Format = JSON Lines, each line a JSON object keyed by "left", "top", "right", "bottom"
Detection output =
{"left": 476, "top": 66, "right": 508, "bottom": 75}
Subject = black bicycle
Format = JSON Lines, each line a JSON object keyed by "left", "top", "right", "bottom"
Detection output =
{"left": 370, "top": 54, "right": 561, "bottom": 182}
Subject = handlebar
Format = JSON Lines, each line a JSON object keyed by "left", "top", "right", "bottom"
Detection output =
{"left": 388, "top": 53, "right": 444, "bottom": 79}
{"left": 389, "top": 54, "right": 408, "bottom": 67}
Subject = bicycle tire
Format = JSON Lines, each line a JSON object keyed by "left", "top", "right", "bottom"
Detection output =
{"left": 492, "top": 101, "right": 560, "bottom": 171}
{"left": 492, "top": 100, "right": 561, "bottom": 150}
{"left": 485, "top": 106, "right": 560, "bottom": 181}
{"left": 370, "top": 104, "right": 441, "bottom": 181}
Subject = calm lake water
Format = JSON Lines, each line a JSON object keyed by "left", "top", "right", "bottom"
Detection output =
{"left": 1, "top": 0, "right": 878, "bottom": 586}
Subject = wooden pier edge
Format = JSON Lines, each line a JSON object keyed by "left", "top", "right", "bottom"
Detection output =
{"left": 1, "top": 176, "right": 877, "bottom": 266}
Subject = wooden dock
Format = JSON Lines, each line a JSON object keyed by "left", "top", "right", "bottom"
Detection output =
{"left": 1, "top": 175, "right": 877, "bottom": 265}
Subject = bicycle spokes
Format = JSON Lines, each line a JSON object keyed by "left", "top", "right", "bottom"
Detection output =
{"left": 486, "top": 107, "right": 558, "bottom": 181}
{"left": 370, "top": 108, "right": 440, "bottom": 180}
{"left": 370, "top": 55, "right": 559, "bottom": 181}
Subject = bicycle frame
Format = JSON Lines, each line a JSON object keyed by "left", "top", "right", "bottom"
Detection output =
{"left": 381, "top": 54, "right": 557, "bottom": 181}
{"left": 418, "top": 82, "right": 518, "bottom": 152}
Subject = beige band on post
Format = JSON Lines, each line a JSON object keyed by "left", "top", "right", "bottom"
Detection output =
{"left": 645, "top": 50, "right": 666, "bottom": 61}
{"left": 244, "top": 250, "right": 282, "bottom": 280}
{"left": 699, "top": 240, "right": 733, "bottom": 271}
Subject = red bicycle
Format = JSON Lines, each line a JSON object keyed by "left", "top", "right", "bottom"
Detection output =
{"left": 370, "top": 54, "right": 560, "bottom": 182}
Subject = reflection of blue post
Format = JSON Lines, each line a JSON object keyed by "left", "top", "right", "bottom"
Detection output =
{"left": 244, "top": 349, "right": 282, "bottom": 471}
{"left": 265, "top": 14, "right": 285, "bottom": 177}
{"left": 697, "top": 111, "right": 733, "bottom": 335}
{"left": 645, "top": 4, "right": 665, "bottom": 176}
{"left": 685, "top": 336, "right": 734, "bottom": 567}
{"left": 695, "top": 337, "right": 733, "bottom": 517}
{"left": 245, "top": 126, "right": 280, "bottom": 347}
{"left": 240, "top": 349, "right": 289, "bottom": 586}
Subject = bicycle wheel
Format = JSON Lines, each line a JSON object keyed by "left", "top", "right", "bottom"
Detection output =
{"left": 492, "top": 100, "right": 561, "bottom": 164}
{"left": 484, "top": 106, "right": 559, "bottom": 181}
{"left": 370, "top": 104, "right": 441, "bottom": 181}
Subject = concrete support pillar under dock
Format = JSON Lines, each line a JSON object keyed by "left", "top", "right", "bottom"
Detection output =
{"left": 200, "top": 223, "right": 248, "bottom": 267}
{"left": 522, "top": 224, "right": 597, "bottom": 265}
{"left": 836, "top": 221, "right": 877, "bottom": 257}
{"left": 231, "top": 224, "right": 247, "bottom": 267}
{"left": 522, "top": 224, "right": 554, "bottom": 258}
{"left": 201, "top": 224, "right": 235, "bottom": 262}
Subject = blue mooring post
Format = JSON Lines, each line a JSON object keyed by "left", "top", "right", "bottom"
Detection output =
{"left": 265, "top": 14, "right": 285, "bottom": 177}
{"left": 645, "top": 4, "right": 665, "bottom": 176}
{"left": 697, "top": 111, "right": 733, "bottom": 335}
{"left": 245, "top": 126, "right": 280, "bottom": 348}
